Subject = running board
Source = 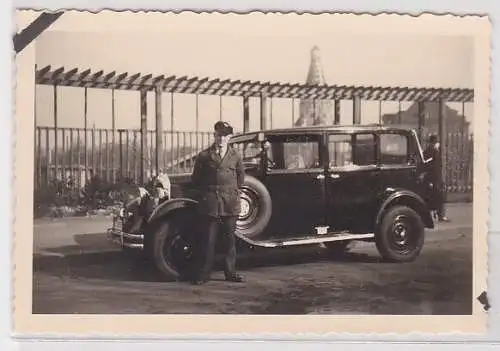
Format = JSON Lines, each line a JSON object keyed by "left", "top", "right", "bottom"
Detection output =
{"left": 235, "top": 231, "right": 375, "bottom": 248}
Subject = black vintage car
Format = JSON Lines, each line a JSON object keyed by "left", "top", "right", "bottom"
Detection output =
{"left": 107, "top": 125, "right": 437, "bottom": 280}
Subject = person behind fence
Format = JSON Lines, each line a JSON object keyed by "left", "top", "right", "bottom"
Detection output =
{"left": 189, "top": 121, "right": 246, "bottom": 285}
{"left": 423, "top": 134, "right": 450, "bottom": 222}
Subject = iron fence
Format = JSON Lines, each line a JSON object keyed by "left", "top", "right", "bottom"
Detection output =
{"left": 423, "top": 130, "right": 474, "bottom": 194}
{"left": 34, "top": 127, "right": 214, "bottom": 192}
{"left": 34, "top": 126, "right": 473, "bottom": 196}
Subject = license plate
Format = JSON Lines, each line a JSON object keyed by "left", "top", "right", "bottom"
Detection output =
{"left": 315, "top": 226, "right": 329, "bottom": 235}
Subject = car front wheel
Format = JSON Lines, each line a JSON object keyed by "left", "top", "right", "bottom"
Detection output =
{"left": 152, "top": 211, "right": 197, "bottom": 281}
{"left": 375, "top": 205, "right": 425, "bottom": 263}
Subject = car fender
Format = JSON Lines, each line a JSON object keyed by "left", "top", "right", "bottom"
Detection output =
{"left": 147, "top": 197, "right": 199, "bottom": 224}
{"left": 376, "top": 188, "right": 434, "bottom": 229}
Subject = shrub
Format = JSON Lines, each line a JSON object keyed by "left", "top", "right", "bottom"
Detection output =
{"left": 33, "top": 175, "right": 140, "bottom": 218}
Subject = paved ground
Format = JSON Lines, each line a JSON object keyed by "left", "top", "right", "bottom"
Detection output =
{"left": 32, "top": 204, "right": 473, "bottom": 315}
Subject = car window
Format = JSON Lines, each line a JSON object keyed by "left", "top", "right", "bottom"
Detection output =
{"left": 379, "top": 133, "right": 409, "bottom": 164}
{"left": 267, "top": 135, "right": 321, "bottom": 170}
{"left": 233, "top": 141, "right": 261, "bottom": 159}
{"left": 328, "top": 134, "right": 353, "bottom": 168}
{"left": 353, "top": 133, "right": 376, "bottom": 166}
{"left": 283, "top": 142, "right": 319, "bottom": 169}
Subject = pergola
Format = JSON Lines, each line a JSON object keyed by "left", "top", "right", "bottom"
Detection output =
{"left": 35, "top": 65, "right": 474, "bottom": 183}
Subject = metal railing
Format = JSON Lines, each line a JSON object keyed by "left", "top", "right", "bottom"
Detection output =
{"left": 34, "top": 126, "right": 473, "bottom": 196}
{"left": 34, "top": 127, "right": 213, "bottom": 191}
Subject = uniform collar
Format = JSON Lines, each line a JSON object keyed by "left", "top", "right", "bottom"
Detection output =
{"left": 210, "top": 143, "right": 234, "bottom": 163}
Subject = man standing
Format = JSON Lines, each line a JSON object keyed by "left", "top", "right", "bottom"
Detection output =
{"left": 423, "top": 134, "right": 450, "bottom": 222}
{"left": 190, "top": 121, "right": 246, "bottom": 284}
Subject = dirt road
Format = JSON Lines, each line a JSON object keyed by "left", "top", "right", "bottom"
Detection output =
{"left": 32, "top": 223, "right": 472, "bottom": 315}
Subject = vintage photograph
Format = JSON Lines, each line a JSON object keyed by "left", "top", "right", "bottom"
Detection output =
{"left": 13, "top": 10, "right": 490, "bottom": 334}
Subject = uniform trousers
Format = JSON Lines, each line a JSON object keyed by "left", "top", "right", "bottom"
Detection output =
{"left": 435, "top": 181, "right": 447, "bottom": 218}
{"left": 193, "top": 215, "right": 238, "bottom": 281}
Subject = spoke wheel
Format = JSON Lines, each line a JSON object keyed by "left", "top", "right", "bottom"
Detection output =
{"left": 235, "top": 175, "right": 272, "bottom": 239}
{"left": 375, "top": 205, "right": 425, "bottom": 263}
{"left": 238, "top": 186, "right": 260, "bottom": 229}
{"left": 388, "top": 215, "right": 415, "bottom": 255}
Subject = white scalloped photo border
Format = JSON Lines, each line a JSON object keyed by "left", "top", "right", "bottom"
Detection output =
{"left": 11, "top": 9, "right": 492, "bottom": 338}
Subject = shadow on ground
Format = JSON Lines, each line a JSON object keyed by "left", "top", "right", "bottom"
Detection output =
{"left": 33, "top": 243, "right": 384, "bottom": 283}
{"left": 32, "top": 227, "right": 473, "bottom": 315}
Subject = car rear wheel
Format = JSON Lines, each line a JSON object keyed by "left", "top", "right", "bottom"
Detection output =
{"left": 375, "top": 205, "right": 425, "bottom": 263}
{"left": 237, "top": 175, "right": 272, "bottom": 239}
{"left": 152, "top": 210, "right": 197, "bottom": 281}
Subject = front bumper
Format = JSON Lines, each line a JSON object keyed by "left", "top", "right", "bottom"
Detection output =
{"left": 106, "top": 216, "right": 144, "bottom": 249}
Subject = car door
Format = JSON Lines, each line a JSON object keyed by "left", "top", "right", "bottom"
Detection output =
{"left": 264, "top": 133, "right": 328, "bottom": 236}
{"left": 377, "top": 131, "right": 420, "bottom": 193}
{"left": 325, "top": 132, "right": 380, "bottom": 232}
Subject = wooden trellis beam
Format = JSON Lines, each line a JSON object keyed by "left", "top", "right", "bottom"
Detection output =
{"left": 179, "top": 77, "right": 200, "bottom": 94}
{"left": 232, "top": 80, "right": 253, "bottom": 97}
{"left": 35, "top": 65, "right": 475, "bottom": 103}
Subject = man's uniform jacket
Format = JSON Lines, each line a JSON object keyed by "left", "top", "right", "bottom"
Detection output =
{"left": 423, "top": 144, "right": 446, "bottom": 211}
{"left": 191, "top": 144, "right": 246, "bottom": 217}
{"left": 423, "top": 145, "right": 443, "bottom": 186}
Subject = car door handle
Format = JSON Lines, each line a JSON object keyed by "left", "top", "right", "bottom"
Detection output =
{"left": 316, "top": 174, "right": 325, "bottom": 180}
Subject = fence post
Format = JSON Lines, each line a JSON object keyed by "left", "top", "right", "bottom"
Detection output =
{"left": 170, "top": 93, "right": 174, "bottom": 168}
{"left": 45, "top": 127, "right": 50, "bottom": 186}
{"left": 118, "top": 129, "right": 123, "bottom": 180}
{"left": 378, "top": 101, "right": 382, "bottom": 124}
{"left": 334, "top": 99, "right": 340, "bottom": 125}
{"left": 111, "top": 89, "right": 116, "bottom": 183}
{"left": 53, "top": 84, "right": 58, "bottom": 180}
{"left": 438, "top": 99, "right": 447, "bottom": 188}
{"left": 76, "top": 129, "right": 81, "bottom": 190}
{"left": 36, "top": 128, "right": 42, "bottom": 191}
{"left": 195, "top": 94, "right": 199, "bottom": 150}
{"left": 270, "top": 98, "right": 273, "bottom": 128}
{"left": 243, "top": 96, "right": 250, "bottom": 132}
{"left": 140, "top": 89, "right": 148, "bottom": 184}
{"left": 260, "top": 91, "right": 268, "bottom": 130}
{"left": 417, "top": 101, "right": 425, "bottom": 141}
{"left": 155, "top": 85, "right": 163, "bottom": 175}
{"left": 219, "top": 95, "right": 223, "bottom": 121}
{"left": 398, "top": 101, "right": 402, "bottom": 124}
{"left": 69, "top": 129, "right": 74, "bottom": 186}
{"left": 352, "top": 94, "right": 361, "bottom": 125}
{"left": 84, "top": 87, "right": 88, "bottom": 182}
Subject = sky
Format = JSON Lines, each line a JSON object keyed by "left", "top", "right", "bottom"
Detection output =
{"left": 32, "top": 12, "right": 475, "bottom": 134}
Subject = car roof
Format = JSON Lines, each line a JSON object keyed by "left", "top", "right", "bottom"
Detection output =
{"left": 230, "top": 124, "right": 416, "bottom": 142}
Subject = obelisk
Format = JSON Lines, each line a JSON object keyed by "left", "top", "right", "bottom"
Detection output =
{"left": 295, "top": 46, "right": 335, "bottom": 126}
